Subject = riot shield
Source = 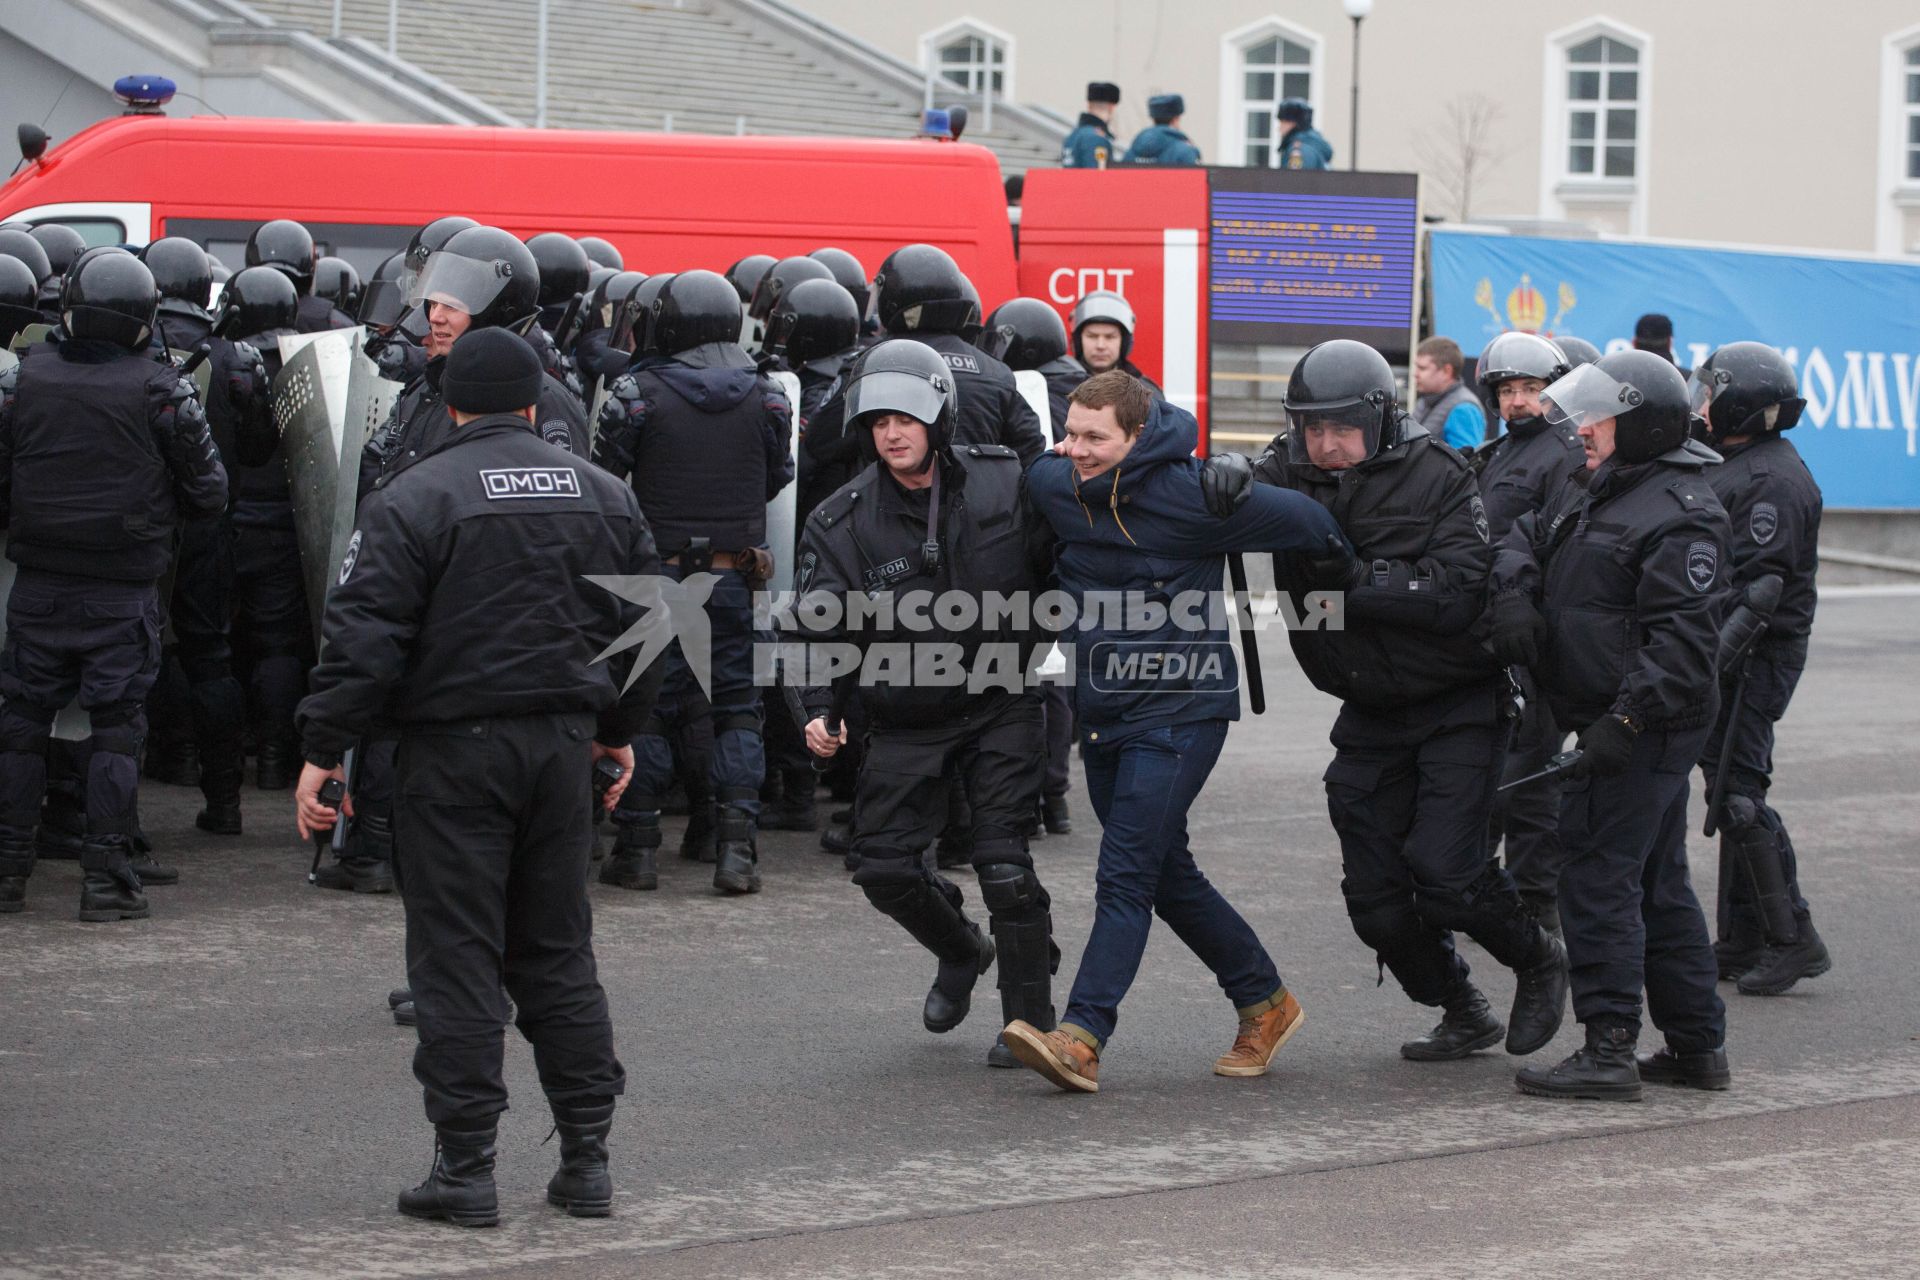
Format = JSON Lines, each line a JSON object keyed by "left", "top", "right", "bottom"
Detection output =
{"left": 8, "top": 324, "right": 50, "bottom": 355}
{"left": 1013, "top": 370, "right": 1054, "bottom": 452}
{"left": 766, "top": 370, "right": 802, "bottom": 595}
{"left": 275, "top": 328, "right": 391, "bottom": 650}
{"left": 585, "top": 376, "right": 613, "bottom": 454}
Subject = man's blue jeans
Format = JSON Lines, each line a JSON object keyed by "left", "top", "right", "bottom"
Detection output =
{"left": 1061, "top": 718, "right": 1284, "bottom": 1047}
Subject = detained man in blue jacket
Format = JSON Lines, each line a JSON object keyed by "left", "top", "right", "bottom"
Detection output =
{"left": 1000, "top": 371, "right": 1346, "bottom": 1093}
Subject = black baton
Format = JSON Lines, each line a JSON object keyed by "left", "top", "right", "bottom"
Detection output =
{"left": 1227, "top": 554, "right": 1264, "bottom": 715}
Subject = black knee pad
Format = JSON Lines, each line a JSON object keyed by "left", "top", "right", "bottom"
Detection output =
{"left": 0, "top": 703, "right": 56, "bottom": 755}
{"left": 1414, "top": 864, "right": 1520, "bottom": 934}
{"left": 1345, "top": 889, "right": 1420, "bottom": 954}
{"left": 87, "top": 710, "right": 146, "bottom": 760}
{"left": 970, "top": 832, "right": 1029, "bottom": 867}
{"left": 977, "top": 861, "right": 1044, "bottom": 915}
{"left": 850, "top": 849, "right": 921, "bottom": 890}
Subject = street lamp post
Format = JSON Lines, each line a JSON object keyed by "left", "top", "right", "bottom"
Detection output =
{"left": 1343, "top": 0, "right": 1372, "bottom": 171}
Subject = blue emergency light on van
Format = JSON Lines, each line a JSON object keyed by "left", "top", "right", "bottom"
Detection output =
{"left": 113, "top": 76, "right": 176, "bottom": 115}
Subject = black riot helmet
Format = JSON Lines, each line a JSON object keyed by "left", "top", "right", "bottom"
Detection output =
{"left": 576, "top": 236, "right": 623, "bottom": 270}
{"left": 244, "top": 219, "right": 317, "bottom": 294}
{"left": 955, "top": 274, "right": 983, "bottom": 342}
{"left": 140, "top": 236, "right": 215, "bottom": 313}
{"left": 584, "top": 265, "right": 619, "bottom": 311}
{"left": 1476, "top": 331, "right": 1569, "bottom": 389}
{"left": 219, "top": 266, "right": 300, "bottom": 338}
{"left": 1555, "top": 335, "right": 1602, "bottom": 368}
{"left": 527, "top": 233, "right": 592, "bottom": 308}
{"left": 60, "top": 250, "right": 158, "bottom": 349}
{"left": 409, "top": 225, "right": 541, "bottom": 333}
{"left": 764, "top": 278, "right": 859, "bottom": 365}
{"left": 358, "top": 252, "right": 409, "bottom": 329}
{"left": 978, "top": 297, "right": 1068, "bottom": 370}
{"left": 872, "top": 243, "right": 976, "bottom": 335}
{"left": 623, "top": 272, "right": 675, "bottom": 356}
{"left": 313, "top": 256, "right": 362, "bottom": 315}
{"left": 1542, "top": 348, "right": 1694, "bottom": 464}
{"left": 207, "top": 254, "right": 232, "bottom": 286}
{"left": 29, "top": 223, "right": 87, "bottom": 277}
{"left": 724, "top": 254, "right": 776, "bottom": 304}
{"left": 1690, "top": 342, "right": 1805, "bottom": 442}
{"left": 653, "top": 269, "right": 743, "bottom": 356}
{"left": 0, "top": 230, "right": 53, "bottom": 285}
{"left": 1069, "top": 289, "right": 1136, "bottom": 361}
{"left": 403, "top": 215, "right": 478, "bottom": 299}
{"left": 809, "top": 247, "right": 869, "bottom": 317}
{"left": 843, "top": 338, "right": 959, "bottom": 466}
{"left": 1282, "top": 339, "right": 1403, "bottom": 464}
{"left": 747, "top": 255, "right": 833, "bottom": 324}
{"left": 599, "top": 270, "right": 652, "bottom": 353}
{"left": 0, "top": 255, "right": 41, "bottom": 345}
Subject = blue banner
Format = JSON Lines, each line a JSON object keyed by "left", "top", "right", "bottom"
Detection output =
{"left": 1429, "top": 228, "right": 1920, "bottom": 509}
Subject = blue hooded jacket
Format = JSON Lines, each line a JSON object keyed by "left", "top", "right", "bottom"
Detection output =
{"left": 1025, "top": 399, "right": 1345, "bottom": 743}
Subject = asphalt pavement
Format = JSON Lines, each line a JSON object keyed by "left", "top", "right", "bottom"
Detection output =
{"left": 2, "top": 589, "right": 1916, "bottom": 1279}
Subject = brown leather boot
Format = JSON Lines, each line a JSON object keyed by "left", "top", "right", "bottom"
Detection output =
{"left": 1214, "top": 989, "right": 1305, "bottom": 1077}
{"left": 1001, "top": 1020, "right": 1099, "bottom": 1093}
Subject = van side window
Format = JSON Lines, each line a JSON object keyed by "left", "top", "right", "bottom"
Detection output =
{"left": 36, "top": 218, "right": 126, "bottom": 247}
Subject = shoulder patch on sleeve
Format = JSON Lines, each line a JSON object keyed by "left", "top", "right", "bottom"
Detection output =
{"left": 1470, "top": 493, "right": 1490, "bottom": 543}
{"left": 1748, "top": 501, "right": 1778, "bottom": 545}
{"left": 1685, "top": 539, "right": 1718, "bottom": 592}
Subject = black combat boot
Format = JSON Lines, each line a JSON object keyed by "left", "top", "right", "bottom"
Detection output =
{"left": 316, "top": 812, "right": 396, "bottom": 893}
{"left": 34, "top": 792, "right": 84, "bottom": 862}
{"left": 255, "top": 741, "right": 294, "bottom": 791}
{"left": 866, "top": 876, "right": 995, "bottom": 1032}
{"left": 926, "top": 919, "right": 995, "bottom": 1033}
{"left": 1714, "top": 919, "right": 1769, "bottom": 981}
{"left": 78, "top": 837, "right": 149, "bottom": 923}
{"left": 194, "top": 750, "right": 245, "bottom": 835}
{"left": 1515, "top": 1019, "right": 1641, "bottom": 1101}
{"left": 598, "top": 817, "right": 660, "bottom": 891}
{"left": 1400, "top": 980, "right": 1504, "bottom": 1061}
{"left": 821, "top": 809, "right": 852, "bottom": 857}
{"left": 712, "top": 797, "right": 760, "bottom": 895}
{"left": 397, "top": 1124, "right": 499, "bottom": 1227}
{"left": 679, "top": 801, "right": 716, "bottom": 863}
{"left": 0, "top": 832, "right": 32, "bottom": 913}
{"left": 124, "top": 829, "right": 178, "bottom": 886}
{"left": 1737, "top": 921, "right": 1831, "bottom": 996}
{"left": 1041, "top": 794, "right": 1072, "bottom": 836}
{"left": 985, "top": 894, "right": 1057, "bottom": 1068}
{"left": 1506, "top": 929, "right": 1570, "bottom": 1055}
{"left": 545, "top": 1100, "right": 615, "bottom": 1217}
{"left": 1637, "top": 1044, "right": 1732, "bottom": 1090}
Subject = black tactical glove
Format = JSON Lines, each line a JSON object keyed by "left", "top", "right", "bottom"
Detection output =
{"left": 1489, "top": 592, "right": 1547, "bottom": 668}
{"left": 1306, "top": 533, "right": 1362, "bottom": 592}
{"left": 1573, "top": 714, "right": 1639, "bottom": 778}
{"left": 1199, "top": 451, "right": 1254, "bottom": 518}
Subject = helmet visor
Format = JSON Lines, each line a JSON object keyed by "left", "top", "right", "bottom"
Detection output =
{"left": 408, "top": 250, "right": 512, "bottom": 317}
{"left": 359, "top": 276, "right": 409, "bottom": 329}
{"left": 1285, "top": 398, "right": 1382, "bottom": 464}
{"left": 1685, "top": 365, "right": 1731, "bottom": 419}
{"left": 976, "top": 322, "right": 1015, "bottom": 364}
{"left": 845, "top": 368, "right": 947, "bottom": 432}
{"left": 1541, "top": 364, "right": 1644, "bottom": 430}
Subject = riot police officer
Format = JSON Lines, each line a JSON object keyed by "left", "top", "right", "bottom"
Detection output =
{"left": 1688, "top": 342, "right": 1827, "bottom": 996}
{"left": 313, "top": 256, "right": 362, "bottom": 319}
{"left": 593, "top": 269, "right": 794, "bottom": 895}
{"left": 360, "top": 252, "right": 428, "bottom": 386}
{"left": 724, "top": 254, "right": 775, "bottom": 307}
{"left": 0, "top": 252, "right": 227, "bottom": 919}
{"left": 0, "top": 256, "right": 38, "bottom": 347}
{"left": 807, "top": 247, "right": 871, "bottom": 322}
{"left": 1473, "top": 332, "right": 1585, "bottom": 932}
{"left": 746, "top": 256, "right": 833, "bottom": 339}
{"left": 294, "top": 327, "right": 661, "bottom": 1227}
{"left": 1493, "top": 350, "right": 1732, "bottom": 1100}
{"left": 1276, "top": 99, "right": 1333, "bottom": 170}
{"left": 1069, "top": 290, "right": 1162, "bottom": 396}
{"left": 794, "top": 338, "right": 1061, "bottom": 1067}
{"left": 1202, "top": 340, "right": 1569, "bottom": 1062}
{"left": 27, "top": 224, "right": 85, "bottom": 315}
{"left": 1122, "top": 95, "right": 1201, "bottom": 165}
{"left": 978, "top": 296, "right": 1086, "bottom": 441}
{"left": 0, "top": 231, "right": 57, "bottom": 325}
{"left": 1061, "top": 82, "right": 1122, "bottom": 169}
{"left": 246, "top": 219, "right": 354, "bottom": 333}
{"left": 576, "top": 270, "right": 650, "bottom": 397}
{"left": 525, "top": 232, "right": 592, "bottom": 391}
{"left": 577, "top": 236, "right": 623, "bottom": 271}
{"left": 764, "top": 278, "right": 862, "bottom": 435}
{"left": 142, "top": 238, "right": 278, "bottom": 833}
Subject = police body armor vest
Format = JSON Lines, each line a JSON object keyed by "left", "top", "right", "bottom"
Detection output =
{"left": 628, "top": 367, "right": 770, "bottom": 553}
{"left": 10, "top": 346, "right": 177, "bottom": 581}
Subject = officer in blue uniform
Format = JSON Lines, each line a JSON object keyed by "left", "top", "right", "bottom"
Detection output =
{"left": 1276, "top": 99, "right": 1333, "bottom": 170}
{"left": 1061, "top": 82, "right": 1122, "bottom": 169}
{"left": 1123, "top": 95, "right": 1201, "bottom": 166}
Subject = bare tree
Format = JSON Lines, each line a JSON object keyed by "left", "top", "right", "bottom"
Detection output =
{"left": 1415, "top": 94, "right": 1509, "bottom": 223}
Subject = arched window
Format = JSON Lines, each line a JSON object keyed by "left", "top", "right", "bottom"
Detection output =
{"left": 1220, "top": 18, "right": 1322, "bottom": 168}
{"left": 921, "top": 20, "right": 1013, "bottom": 100}
{"left": 1540, "top": 18, "right": 1651, "bottom": 235}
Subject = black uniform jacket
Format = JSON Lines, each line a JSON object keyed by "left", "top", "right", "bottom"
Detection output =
{"left": 1702, "top": 434, "right": 1820, "bottom": 655}
{"left": 1493, "top": 440, "right": 1731, "bottom": 732}
{"left": 299, "top": 413, "right": 663, "bottom": 764}
{"left": 1252, "top": 424, "right": 1501, "bottom": 708}
{"left": 792, "top": 442, "right": 1055, "bottom": 730}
